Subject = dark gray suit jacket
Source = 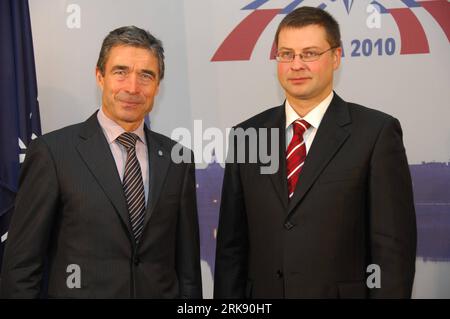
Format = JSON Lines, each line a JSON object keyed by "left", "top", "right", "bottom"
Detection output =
{"left": 214, "top": 93, "right": 416, "bottom": 298}
{"left": 0, "top": 113, "right": 202, "bottom": 298}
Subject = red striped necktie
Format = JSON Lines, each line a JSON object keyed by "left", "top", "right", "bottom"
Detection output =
{"left": 286, "top": 119, "right": 311, "bottom": 199}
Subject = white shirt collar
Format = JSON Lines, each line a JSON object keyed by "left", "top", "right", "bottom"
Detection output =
{"left": 285, "top": 91, "right": 334, "bottom": 129}
{"left": 97, "top": 106, "right": 146, "bottom": 145}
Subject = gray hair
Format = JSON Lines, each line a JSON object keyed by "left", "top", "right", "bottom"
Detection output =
{"left": 97, "top": 26, "right": 165, "bottom": 80}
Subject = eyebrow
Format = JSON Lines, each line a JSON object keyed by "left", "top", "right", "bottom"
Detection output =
{"left": 140, "top": 69, "right": 157, "bottom": 78}
{"left": 278, "top": 46, "right": 321, "bottom": 51}
{"left": 111, "top": 65, "right": 129, "bottom": 72}
{"left": 111, "top": 65, "right": 156, "bottom": 77}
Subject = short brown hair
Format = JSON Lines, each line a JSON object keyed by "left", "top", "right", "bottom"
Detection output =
{"left": 274, "top": 6, "right": 341, "bottom": 48}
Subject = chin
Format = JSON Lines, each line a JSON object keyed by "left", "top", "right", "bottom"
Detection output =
{"left": 289, "top": 90, "right": 310, "bottom": 99}
{"left": 116, "top": 112, "right": 141, "bottom": 123}
{"left": 124, "top": 116, "right": 144, "bottom": 124}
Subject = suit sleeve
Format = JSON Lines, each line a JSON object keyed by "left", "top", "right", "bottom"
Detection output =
{"left": 0, "top": 138, "right": 59, "bottom": 298}
{"left": 176, "top": 150, "right": 202, "bottom": 299}
{"left": 214, "top": 134, "right": 249, "bottom": 298}
{"left": 369, "top": 117, "right": 417, "bottom": 298}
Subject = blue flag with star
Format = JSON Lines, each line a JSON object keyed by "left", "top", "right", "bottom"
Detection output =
{"left": 0, "top": 0, "right": 41, "bottom": 272}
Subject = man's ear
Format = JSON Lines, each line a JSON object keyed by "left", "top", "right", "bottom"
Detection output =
{"left": 155, "top": 82, "right": 160, "bottom": 97}
{"left": 95, "top": 67, "right": 104, "bottom": 90}
{"left": 333, "top": 47, "right": 342, "bottom": 70}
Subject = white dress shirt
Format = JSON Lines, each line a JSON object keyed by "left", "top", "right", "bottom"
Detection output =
{"left": 285, "top": 91, "right": 334, "bottom": 153}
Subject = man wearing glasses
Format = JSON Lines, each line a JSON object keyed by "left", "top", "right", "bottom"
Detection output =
{"left": 214, "top": 7, "right": 416, "bottom": 298}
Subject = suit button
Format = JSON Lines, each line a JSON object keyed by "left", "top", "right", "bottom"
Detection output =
{"left": 133, "top": 257, "right": 140, "bottom": 266}
{"left": 276, "top": 270, "right": 283, "bottom": 278}
{"left": 284, "top": 221, "right": 294, "bottom": 230}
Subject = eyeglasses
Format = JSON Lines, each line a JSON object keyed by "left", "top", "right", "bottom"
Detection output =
{"left": 275, "top": 46, "right": 339, "bottom": 63}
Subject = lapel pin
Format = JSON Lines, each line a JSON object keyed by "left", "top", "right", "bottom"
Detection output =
{"left": 158, "top": 150, "right": 163, "bottom": 157}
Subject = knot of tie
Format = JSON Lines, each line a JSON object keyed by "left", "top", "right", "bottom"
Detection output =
{"left": 116, "top": 132, "right": 139, "bottom": 151}
{"left": 293, "top": 119, "right": 311, "bottom": 136}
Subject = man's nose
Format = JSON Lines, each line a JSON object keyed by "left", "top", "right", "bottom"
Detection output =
{"left": 125, "top": 74, "right": 139, "bottom": 94}
{"left": 290, "top": 55, "right": 307, "bottom": 71}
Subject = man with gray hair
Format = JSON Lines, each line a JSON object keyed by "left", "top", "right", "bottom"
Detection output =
{"left": 0, "top": 26, "right": 202, "bottom": 298}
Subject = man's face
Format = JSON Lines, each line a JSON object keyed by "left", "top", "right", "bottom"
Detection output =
{"left": 277, "top": 24, "right": 341, "bottom": 106}
{"left": 96, "top": 45, "right": 160, "bottom": 130}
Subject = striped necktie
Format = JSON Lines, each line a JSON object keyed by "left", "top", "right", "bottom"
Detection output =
{"left": 286, "top": 119, "right": 311, "bottom": 199}
{"left": 116, "top": 132, "right": 146, "bottom": 243}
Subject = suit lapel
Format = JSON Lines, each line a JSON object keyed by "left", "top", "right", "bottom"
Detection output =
{"left": 264, "top": 105, "right": 289, "bottom": 210}
{"left": 287, "top": 94, "right": 352, "bottom": 216}
{"left": 141, "top": 128, "right": 171, "bottom": 233}
{"left": 76, "top": 113, "right": 132, "bottom": 236}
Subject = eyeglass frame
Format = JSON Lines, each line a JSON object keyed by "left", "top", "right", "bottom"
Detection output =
{"left": 275, "top": 45, "right": 340, "bottom": 63}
